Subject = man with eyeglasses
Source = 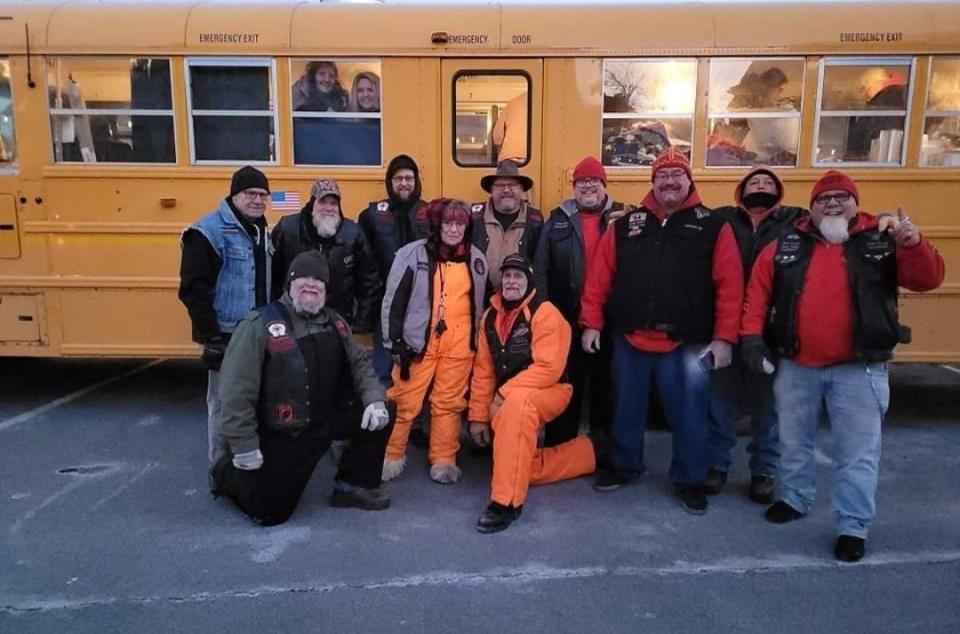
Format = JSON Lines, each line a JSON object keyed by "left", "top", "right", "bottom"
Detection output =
{"left": 179, "top": 166, "right": 273, "bottom": 471}
{"left": 704, "top": 167, "right": 807, "bottom": 505}
{"left": 471, "top": 160, "right": 542, "bottom": 293}
{"left": 358, "top": 154, "right": 429, "bottom": 383}
{"left": 579, "top": 149, "right": 744, "bottom": 515}
{"left": 534, "top": 156, "right": 631, "bottom": 449}
{"left": 741, "top": 170, "right": 944, "bottom": 562}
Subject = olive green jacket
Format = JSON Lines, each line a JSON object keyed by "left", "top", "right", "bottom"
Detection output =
{"left": 218, "top": 295, "right": 385, "bottom": 454}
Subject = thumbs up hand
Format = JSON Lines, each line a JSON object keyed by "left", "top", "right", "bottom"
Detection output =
{"left": 890, "top": 206, "right": 920, "bottom": 247}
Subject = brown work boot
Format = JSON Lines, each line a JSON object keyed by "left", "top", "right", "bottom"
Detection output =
{"left": 329, "top": 483, "right": 391, "bottom": 511}
{"left": 749, "top": 475, "right": 776, "bottom": 504}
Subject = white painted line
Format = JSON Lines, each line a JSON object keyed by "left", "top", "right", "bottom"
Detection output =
{"left": 10, "top": 464, "right": 121, "bottom": 533}
{"left": 939, "top": 364, "right": 960, "bottom": 376}
{"left": 89, "top": 462, "right": 159, "bottom": 512}
{"left": 0, "top": 360, "right": 164, "bottom": 433}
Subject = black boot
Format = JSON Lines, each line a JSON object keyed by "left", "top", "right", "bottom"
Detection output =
{"left": 704, "top": 468, "right": 727, "bottom": 495}
{"left": 764, "top": 500, "right": 805, "bottom": 524}
{"left": 476, "top": 502, "right": 523, "bottom": 534}
{"left": 749, "top": 475, "right": 776, "bottom": 504}
{"left": 834, "top": 535, "right": 866, "bottom": 562}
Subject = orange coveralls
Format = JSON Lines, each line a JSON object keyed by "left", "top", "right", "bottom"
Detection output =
{"left": 469, "top": 292, "right": 595, "bottom": 507}
{"left": 387, "top": 261, "right": 475, "bottom": 466}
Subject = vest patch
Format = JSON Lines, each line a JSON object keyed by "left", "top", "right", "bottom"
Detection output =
{"left": 474, "top": 258, "right": 486, "bottom": 276}
{"left": 343, "top": 254, "right": 354, "bottom": 266}
{"left": 376, "top": 201, "right": 390, "bottom": 213}
{"left": 275, "top": 403, "right": 296, "bottom": 424}
{"left": 266, "top": 320, "right": 297, "bottom": 353}
{"left": 472, "top": 203, "right": 485, "bottom": 214}
{"left": 334, "top": 319, "right": 350, "bottom": 338}
{"left": 627, "top": 211, "right": 648, "bottom": 237}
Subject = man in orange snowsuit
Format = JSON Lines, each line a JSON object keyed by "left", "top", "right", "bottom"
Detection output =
{"left": 468, "top": 254, "right": 597, "bottom": 533}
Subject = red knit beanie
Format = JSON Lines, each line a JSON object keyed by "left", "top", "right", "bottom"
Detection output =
{"left": 573, "top": 156, "right": 607, "bottom": 185}
{"left": 651, "top": 148, "right": 692, "bottom": 182}
{"left": 810, "top": 170, "right": 859, "bottom": 206}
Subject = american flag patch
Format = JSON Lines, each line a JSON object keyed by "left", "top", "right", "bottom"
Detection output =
{"left": 271, "top": 191, "right": 302, "bottom": 212}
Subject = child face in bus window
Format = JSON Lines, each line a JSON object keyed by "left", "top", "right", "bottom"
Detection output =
{"left": 314, "top": 66, "right": 338, "bottom": 94}
{"left": 355, "top": 77, "right": 379, "bottom": 112}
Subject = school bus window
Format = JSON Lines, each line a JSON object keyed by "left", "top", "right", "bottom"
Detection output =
{"left": 706, "top": 59, "right": 803, "bottom": 168}
{"left": 0, "top": 59, "right": 15, "bottom": 164}
{"left": 454, "top": 73, "right": 529, "bottom": 167}
{"left": 187, "top": 59, "right": 276, "bottom": 163}
{"left": 920, "top": 57, "right": 960, "bottom": 167}
{"left": 47, "top": 57, "right": 174, "bottom": 164}
{"left": 291, "top": 59, "right": 382, "bottom": 167}
{"left": 815, "top": 59, "right": 913, "bottom": 166}
{"left": 602, "top": 59, "right": 696, "bottom": 167}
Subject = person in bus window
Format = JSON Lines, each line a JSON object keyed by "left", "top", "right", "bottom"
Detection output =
{"left": 705, "top": 167, "right": 807, "bottom": 505}
{"left": 470, "top": 160, "right": 542, "bottom": 294}
{"left": 740, "top": 170, "right": 944, "bottom": 562}
{"left": 492, "top": 91, "right": 528, "bottom": 164}
{"left": 179, "top": 166, "right": 272, "bottom": 473}
{"left": 292, "top": 61, "right": 349, "bottom": 112}
{"left": 349, "top": 72, "right": 381, "bottom": 113}
{"left": 706, "top": 119, "right": 755, "bottom": 167}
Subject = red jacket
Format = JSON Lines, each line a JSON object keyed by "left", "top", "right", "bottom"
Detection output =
{"left": 742, "top": 212, "right": 945, "bottom": 367}
{"left": 580, "top": 189, "right": 744, "bottom": 353}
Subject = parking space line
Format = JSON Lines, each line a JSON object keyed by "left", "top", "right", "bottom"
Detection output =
{"left": 939, "top": 364, "right": 960, "bottom": 376}
{"left": 0, "top": 359, "right": 164, "bottom": 433}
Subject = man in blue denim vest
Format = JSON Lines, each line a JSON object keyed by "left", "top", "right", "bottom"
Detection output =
{"left": 179, "top": 166, "right": 272, "bottom": 470}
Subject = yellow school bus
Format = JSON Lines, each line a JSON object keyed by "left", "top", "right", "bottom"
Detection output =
{"left": 0, "top": 0, "right": 957, "bottom": 360}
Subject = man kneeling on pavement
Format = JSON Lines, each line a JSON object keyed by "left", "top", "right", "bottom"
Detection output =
{"left": 211, "top": 251, "right": 393, "bottom": 526}
{"left": 468, "top": 254, "right": 597, "bottom": 533}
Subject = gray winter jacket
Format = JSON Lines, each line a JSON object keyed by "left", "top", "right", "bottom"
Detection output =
{"left": 381, "top": 239, "right": 488, "bottom": 355}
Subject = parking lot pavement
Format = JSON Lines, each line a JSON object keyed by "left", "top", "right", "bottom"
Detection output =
{"left": 1, "top": 359, "right": 958, "bottom": 633}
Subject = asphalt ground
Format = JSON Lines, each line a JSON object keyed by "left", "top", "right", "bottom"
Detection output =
{"left": 1, "top": 358, "right": 958, "bottom": 633}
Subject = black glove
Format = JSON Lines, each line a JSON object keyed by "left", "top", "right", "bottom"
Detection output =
{"left": 741, "top": 335, "right": 773, "bottom": 375}
{"left": 392, "top": 341, "right": 414, "bottom": 381}
{"left": 201, "top": 336, "right": 227, "bottom": 372}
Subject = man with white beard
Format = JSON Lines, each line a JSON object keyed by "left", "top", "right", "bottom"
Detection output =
{"left": 211, "top": 251, "right": 393, "bottom": 526}
{"left": 271, "top": 178, "right": 381, "bottom": 334}
{"left": 741, "top": 170, "right": 945, "bottom": 562}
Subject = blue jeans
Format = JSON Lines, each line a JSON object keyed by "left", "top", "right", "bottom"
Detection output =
{"left": 774, "top": 359, "right": 889, "bottom": 538}
{"left": 611, "top": 337, "right": 710, "bottom": 485}
{"left": 707, "top": 354, "right": 779, "bottom": 477}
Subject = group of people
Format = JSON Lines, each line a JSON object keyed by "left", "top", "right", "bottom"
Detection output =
{"left": 179, "top": 148, "right": 944, "bottom": 562}
{"left": 292, "top": 61, "right": 381, "bottom": 113}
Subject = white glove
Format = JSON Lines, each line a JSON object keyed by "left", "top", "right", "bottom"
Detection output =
{"left": 232, "top": 448, "right": 263, "bottom": 471}
{"left": 361, "top": 401, "right": 390, "bottom": 431}
{"left": 582, "top": 328, "right": 602, "bottom": 353}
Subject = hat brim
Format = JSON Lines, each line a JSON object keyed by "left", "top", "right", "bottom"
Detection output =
{"left": 481, "top": 174, "right": 534, "bottom": 193}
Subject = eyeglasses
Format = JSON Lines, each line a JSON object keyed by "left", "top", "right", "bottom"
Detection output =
{"left": 575, "top": 178, "right": 603, "bottom": 188}
{"left": 240, "top": 190, "right": 270, "bottom": 200}
{"left": 391, "top": 175, "right": 416, "bottom": 183}
{"left": 492, "top": 182, "right": 522, "bottom": 191}
{"left": 654, "top": 169, "right": 688, "bottom": 182}
{"left": 813, "top": 192, "right": 852, "bottom": 205}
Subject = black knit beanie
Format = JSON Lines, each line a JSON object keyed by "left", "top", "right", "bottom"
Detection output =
{"left": 286, "top": 251, "right": 330, "bottom": 287}
{"left": 230, "top": 166, "right": 270, "bottom": 197}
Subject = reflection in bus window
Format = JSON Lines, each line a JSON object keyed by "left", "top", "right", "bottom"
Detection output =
{"left": 0, "top": 59, "right": 15, "bottom": 163}
{"left": 602, "top": 59, "right": 696, "bottom": 166}
{"left": 47, "top": 57, "right": 174, "bottom": 163}
{"left": 188, "top": 60, "right": 275, "bottom": 163}
{"left": 454, "top": 73, "right": 528, "bottom": 166}
{"left": 816, "top": 59, "right": 912, "bottom": 165}
{"left": 921, "top": 57, "right": 960, "bottom": 167}
{"left": 291, "top": 59, "right": 381, "bottom": 166}
{"left": 706, "top": 59, "right": 803, "bottom": 167}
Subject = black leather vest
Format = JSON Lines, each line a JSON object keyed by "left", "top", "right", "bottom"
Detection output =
{"left": 483, "top": 295, "right": 544, "bottom": 388}
{"left": 607, "top": 205, "right": 723, "bottom": 343}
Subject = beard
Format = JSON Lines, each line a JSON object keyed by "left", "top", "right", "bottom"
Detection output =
{"left": 313, "top": 214, "right": 340, "bottom": 238}
{"left": 291, "top": 293, "right": 324, "bottom": 317}
{"left": 818, "top": 215, "right": 850, "bottom": 244}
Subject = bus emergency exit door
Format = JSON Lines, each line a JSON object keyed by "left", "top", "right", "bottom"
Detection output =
{"left": 440, "top": 59, "right": 543, "bottom": 207}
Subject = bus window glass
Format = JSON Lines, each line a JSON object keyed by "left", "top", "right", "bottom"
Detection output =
{"left": 706, "top": 59, "right": 803, "bottom": 167}
{"left": 291, "top": 59, "right": 382, "bottom": 166}
{"left": 47, "top": 57, "right": 174, "bottom": 163}
{"left": 0, "top": 59, "right": 15, "bottom": 164}
{"left": 815, "top": 59, "right": 912, "bottom": 165}
{"left": 602, "top": 59, "right": 696, "bottom": 167}
{"left": 188, "top": 60, "right": 275, "bottom": 163}
{"left": 921, "top": 57, "right": 960, "bottom": 167}
{"left": 453, "top": 73, "right": 529, "bottom": 166}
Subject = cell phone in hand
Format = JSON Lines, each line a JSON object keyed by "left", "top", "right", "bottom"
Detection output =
{"left": 698, "top": 351, "right": 715, "bottom": 373}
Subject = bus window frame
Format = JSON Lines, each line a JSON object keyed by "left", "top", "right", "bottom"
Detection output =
{"left": 185, "top": 57, "right": 279, "bottom": 166}
{"left": 289, "top": 57, "right": 384, "bottom": 169}
{"left": 0, "top": 57, "right": 17, "bottom": 170}
{"left": 600, "top": 57, "right": 698, "bottom": 171}
{"left": 920, "top": 55, "right": 960, "bottom": 169}
{"left": 813, "top": 56, "right": 916, "bottom": 169}
{"left": 704, "top": 56, "right": 806, "bottom": 170}
{"left": 451, "top": 69, "right": 532, "bottom": 169}
{"left": 46, "top": 56, "right": 177, "bottom": 166}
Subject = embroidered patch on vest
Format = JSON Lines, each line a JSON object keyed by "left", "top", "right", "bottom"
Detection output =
{"left": 334, "top": 319, "right": 350, "bottom": 338}
{"left": 276, "top": 403, "right": 296, "bottom": 424}
{"left": 376, "top": 201, "right": 390, "bottom": 213}
{"left": 627, "top": 211, "right": 648, "bottom": 236}
{"left": 695, "top": 208, "right": 709, "bottom": 220}
{"left": 266, "top": 320, "right": 297, "bottom": 353}
{"left": 343, "top": 254, "right": 354, "bottom": 266}
{"left": 472, "top": 203, "right": 485, "bottom": 214}
{"left": 474, "top": 258, "right": 486, "bottom": 276}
